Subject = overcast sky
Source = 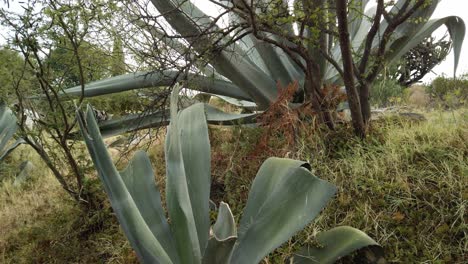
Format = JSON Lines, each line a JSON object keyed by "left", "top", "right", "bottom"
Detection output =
{"left": 1, "top": 0, "right": 467, "bottom": 83}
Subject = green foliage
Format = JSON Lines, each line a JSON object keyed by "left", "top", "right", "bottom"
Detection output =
{"left": 0, "top": 48, "right": 37, "bottom": 102}
{"left": 46, "top": 39, "right": 112, "bottom": 87}
{"left": 85, "top": 91, "right": 145, "bottom": 117}
{"left": 77, "top": 86, "right": 380, "bottom": 263}
{"left": 370, "top": 78, "right": 406, "bottom": 107}
{"left": 427, "top": 74, "right": 468, "bottom": 108}
{"left": 0, "top": 0, "right": 130, "bottom": 202}
{"left": 110, "top": 34, "right": 126, "bottom": 76}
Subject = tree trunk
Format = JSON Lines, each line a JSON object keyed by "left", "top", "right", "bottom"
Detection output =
{"left": 304, "top": 70, "right": 335, "bottom": 130}
{"left": 335, "top": 0, "right": 366, "bottom": 138}
{"left": 359, "top": 82, "right": 372, "bottom": 123}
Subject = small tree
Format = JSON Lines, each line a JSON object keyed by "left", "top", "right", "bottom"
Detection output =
{"left": 0, "top": 0, "right": 119, "bottom": 205}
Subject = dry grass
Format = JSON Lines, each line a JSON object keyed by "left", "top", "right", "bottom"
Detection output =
{"left": 0, "top": 146, "right": 137, "bottom": 264}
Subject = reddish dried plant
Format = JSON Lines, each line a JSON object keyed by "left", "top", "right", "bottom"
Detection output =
{"left": 250, "top": 82, "right": 347, "bottom": 158}
{"left": 250, "top": 81, "right": 311, "bottom": 157}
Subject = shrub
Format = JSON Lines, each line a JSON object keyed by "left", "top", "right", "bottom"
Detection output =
{"left": 428, "top": 75, "right": 468, "bottom": 108}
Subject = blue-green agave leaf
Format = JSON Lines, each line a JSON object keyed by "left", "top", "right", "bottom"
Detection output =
{"left": 230, "top": 158, "right": 337, "bottom": 264}
{"left": 120, "top": 151, "right": 180, "bottom": 262}
{"left": 291, "top": 226, "right": 382, "bottom": 264}
{"left": 0, "top": 102, "right": 23, "bottom": 161}
{"left": 62, "top": 71, "right": 252, "bottom": 101}
{"left": 149, "top": 0, "right": 277, "bottom": 108}
{"left": 202, "top": 202, "right": 237, "bottom": 264}
{"left": 164, "top": 85, "right": 210, "bottom": 263}
{"left": 89, "top": 104, "right": 257, "bottom": 139}
{"left": 349, "top": 0, "right": 370, "bottom": 39}
{"left": 77, "top": 105, "right": 174, "bottom": 263}
{"left": 0, "top": 138, "right": 25, "bottom": 161}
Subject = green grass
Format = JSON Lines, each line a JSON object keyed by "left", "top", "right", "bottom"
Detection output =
{"left": 0, "top": 108, "right": 466, "bottom": 263}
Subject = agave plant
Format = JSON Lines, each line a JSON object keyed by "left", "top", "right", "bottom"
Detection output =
{"left": 0, "top": 102, "right": 24, "bottom": 162}
{"left": 65, "top": 0, "right": 464, "bottom": 136}
{"left": 77, "top": 85, "right": 383, "bottom": 263}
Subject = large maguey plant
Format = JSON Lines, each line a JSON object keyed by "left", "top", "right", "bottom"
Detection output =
{"left": 77, "top": 85, "right": 383, "bottom": 263}
{"left": 67, "top": 0, "right": 464, "bottom": 137}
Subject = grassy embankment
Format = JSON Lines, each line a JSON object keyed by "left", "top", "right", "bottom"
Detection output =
{"left": 0, "top": 108, "right": 466, "bottom": 263}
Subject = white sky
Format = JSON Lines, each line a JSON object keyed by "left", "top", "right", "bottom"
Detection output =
{"left": 1, "top": 0, "right": 467, "bottom": 83}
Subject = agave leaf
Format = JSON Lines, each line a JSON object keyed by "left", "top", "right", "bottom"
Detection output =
{"left": 0, "top": 102, "right": 23, "bottom": 161}
{"left": 212, "top": 202, "right": 237, "bottom": 240}
{"left": 133, "top": 20, "right": 221, "bottom": 79}
{"left": 164, "top": 85, "right": 210, "bottom": 262}
{"left": 88, "top": 104, "right": 257, "bottom": 139}
{"left": 77, "top": 105, "right": 174, "bottom": 263}
{"left": 291, "top": 226, "right": 382, "bottom": 264}
{"left": 61, "top": 71, "right": 252, "bottom": 101}
{"left": 149, "top": 0, "right": 277, "bottom": 108}
{"left": 202, "top": 104, "right": 258, "bottom": 125}
{"left": 202, "top": 202, "right": 237, "bottom": 264}
{"left": 203, "top": 236, "right": 237, "bottom": 264}
{"left": 249, "top": 32, "right": 296, "bottom": 86}
{"left": 13, "top": 160, "right": 35, "bottom": 186}
{"left": 352, "top": 6, "right": 376, "bottom": 52}
{"left": 230, "top": 158, "right": 337, "bottom": 264}
{"left": 349, "top": 0, "right": 370, "bottom": 39}
{"left": 207, "top": 50, "right": 278, "bottom": 109}
{"left": 176, "top": 102, "right": 211, "bottom": 254}
{"left": 119, "top": 151, "right": 179, "bottom": 261}
{"left": 238, "top": 158, "right": 311, "bottom": 222}
{"left": 0, "top": 102, "right": 17, "bottom": 151}
{"left": 210, "top": 95, "right": 258, "bottom": 109}
{"left": 386, "top": 16, "right": 465, "bottom": 76}
{"left": 0, "top": 138, "right": 25, "bottom": 161}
